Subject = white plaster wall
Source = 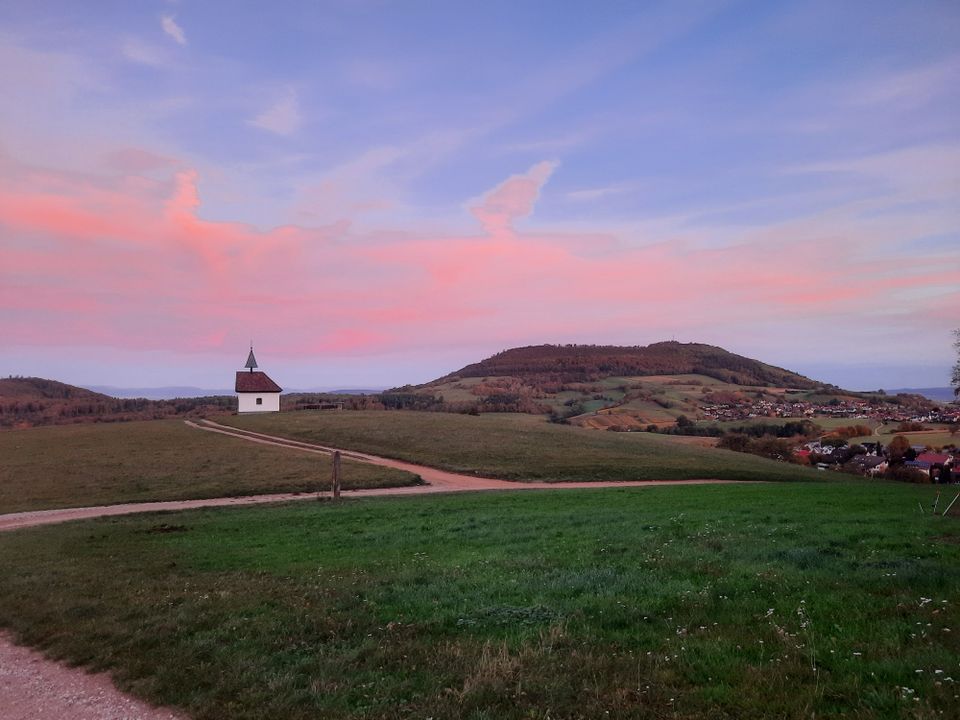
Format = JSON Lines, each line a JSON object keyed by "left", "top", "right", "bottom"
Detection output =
{"left": 237, "top": 393, "right": 280, "bottom": 413}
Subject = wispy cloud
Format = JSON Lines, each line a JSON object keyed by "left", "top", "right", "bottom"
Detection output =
{"left": 848, "top": 55, "right": 960, "bottom": 110}
{"left": 565, "top": 182, "right": 639, "bottom": 203}
{"left": 121, "top": 36, "right": 166, "bottom": 67}
{"left": 161, "top": 15, "right": 187, "bottom": 46}
{"left": 786, "top": 144, "right": 960, "bottom": 204}
{"left": 342, "top": 59, "right": 406, "bottom": 91}
{"left": 249, "top": 87, "right": 302, "bottom": 136}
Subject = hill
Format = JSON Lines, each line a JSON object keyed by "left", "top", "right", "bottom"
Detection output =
{"left": 390, "top": 342, "right": 942, "bottom": 433}
{"left": 0, "top": 376, "right": 113, "bottom": 402}
{"left": 0, "top": 376, "right": 234, "bottom": 429}
{"left": 438, "top": 342, "right": 820, "bottom": 389}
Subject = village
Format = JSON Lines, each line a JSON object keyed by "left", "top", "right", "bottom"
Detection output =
{"left": 693, "top": 390, "right": 960, "bottom": 483}
{"left": 700, "top": 394, "right": 960, "bottom": 425}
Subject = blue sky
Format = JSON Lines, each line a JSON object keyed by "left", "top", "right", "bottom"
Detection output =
{"left": 0, "top": 0, "right": 958, "bottom": 389}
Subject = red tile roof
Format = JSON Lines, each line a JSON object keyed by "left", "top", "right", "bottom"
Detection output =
{"left": 235, "top": 371, "right": 282, "bottom": 393}
{"left": 916, "top": 452, "right": 950, "bottom": 465}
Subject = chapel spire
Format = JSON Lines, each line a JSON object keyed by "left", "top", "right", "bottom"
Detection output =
{"left": 244, "top": 343, "right": 258, "bottom": 372}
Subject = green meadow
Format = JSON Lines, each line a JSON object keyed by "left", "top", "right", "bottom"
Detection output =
{"left": 223, "top": 410, "right": 818, "bottom": 482}
{"left": 0, "top": 420, "right": 418, "bottom": 514}
{"left": 0, "top": 482, "right": 956, "bottom": 719}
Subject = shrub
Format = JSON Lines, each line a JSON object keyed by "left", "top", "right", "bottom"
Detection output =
{"left": 885, "top": 465, "right": 929, "bottom": 483}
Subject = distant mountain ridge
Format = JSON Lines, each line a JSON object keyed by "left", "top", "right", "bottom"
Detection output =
{"left": 84, "top": 385, "right": 387, "bottom": 400}
{"left": 884, "top": 387, "right": 957, "bottom": 403}
{"left": 83, "top": 385, "right": 234, "bottom": 400}
{"left": 433, "top": 342, "right": 821, "bottom": 389}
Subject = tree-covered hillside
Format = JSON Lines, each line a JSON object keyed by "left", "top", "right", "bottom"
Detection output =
{"left": 435, "top": 342, "right": 821, "bottom": 389}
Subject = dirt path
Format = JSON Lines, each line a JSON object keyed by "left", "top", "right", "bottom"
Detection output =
{"left": 190, "top": 418, "right": 731, "bottom": 492}
{"left": 0, "top": 419, "right": 733, "bottom": 534}
{"left": 0, "top": 632, "right": 185, "bottom": 720}
{"left": 0, "top": 418, "right": 736, "bottom": 718}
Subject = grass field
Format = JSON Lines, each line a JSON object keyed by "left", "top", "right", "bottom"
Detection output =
{"left": 0, "top": 482, "right": 956, "bottom": 719}
{"left": 811, "top": 417, "right": 882, "bottom": 431}
{"left": 223, "top": 411, "right": 818, "bottom": 482}
{"left": 850, "top": 426, "right": 958, "bottom": 450}
{"left": 0, "top": 420, "right": 418, "bottom": 514}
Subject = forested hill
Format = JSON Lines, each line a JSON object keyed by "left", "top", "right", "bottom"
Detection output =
{"left": 0, "top": 377, "right": 112, "bottom": 401}
{"left": 435, "top": 342, "right": 822, "bottom": 389}
{"left": 0, "top": 376, "right": 234, "bottom": 429}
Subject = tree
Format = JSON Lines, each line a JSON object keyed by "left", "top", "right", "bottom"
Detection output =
{"left": 953, "top": 329, "right": 960, "bottom": 397}
{"left": 887, "top": 435, "right": 911, "bottom": 465}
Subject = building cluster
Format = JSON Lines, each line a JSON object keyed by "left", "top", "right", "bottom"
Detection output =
{"left": 798, "top": 440, "right": 958, "bottom": 482}
{"left": 701, "top": 397, "right": 960, "bottom": 424}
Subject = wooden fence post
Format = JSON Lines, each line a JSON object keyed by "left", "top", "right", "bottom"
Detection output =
{"left": 943, "top": 492, "right": 960, "bottom": 517}
{"left": 332, "top": 450, "right": 342, "bottom": 501}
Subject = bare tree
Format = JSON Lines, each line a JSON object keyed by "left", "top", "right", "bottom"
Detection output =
{"left": 953, "top": 329, "right": 960, "bottom": 397}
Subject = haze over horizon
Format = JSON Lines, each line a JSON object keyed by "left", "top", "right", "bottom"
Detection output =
{"left": 1, "top": 1, "right": 958, "bottom": 392}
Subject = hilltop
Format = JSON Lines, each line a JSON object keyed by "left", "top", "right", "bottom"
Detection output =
{"left": 437, "top": 342, "right": 820, "bottom": 389}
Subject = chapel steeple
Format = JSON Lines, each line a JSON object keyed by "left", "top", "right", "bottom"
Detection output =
{"left": 244, "top": 343, "right": 258, "bottom": 372}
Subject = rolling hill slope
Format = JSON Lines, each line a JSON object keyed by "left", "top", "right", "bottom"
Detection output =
{"left": 0, "top": 376, "right": 234, "bottom": 429}
{"left": 394, "top": 342, "right": 938, "bottom": 428}
{"left": 0, "top": 377, "right": 113, "bottom": 402}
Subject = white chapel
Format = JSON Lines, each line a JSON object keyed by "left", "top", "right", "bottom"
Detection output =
{"left": 235, "top": 345, "right": 282, "bottom": 413}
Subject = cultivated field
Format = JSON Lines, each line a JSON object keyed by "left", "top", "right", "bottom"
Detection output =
{"left": 0, "top": 483, "right": 956, "bottom": 719}
{"left": 851, "top": 425, "right": 958, "bottom": 450}
{"left": 0, "top": 420, "right": 418, "bottom": 514}
{"left": 223, "top": 411, "right": 818, "bottom": 482}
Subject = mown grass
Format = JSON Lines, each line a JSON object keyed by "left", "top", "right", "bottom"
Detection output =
{"left": 224, "top": 411, "right": 819, "bottom": 482}
{"left": 0, "top": 420, "right": 418, "bottom": 514}
{"left": 0, "top": 482, "right": 957, "bottom": 719}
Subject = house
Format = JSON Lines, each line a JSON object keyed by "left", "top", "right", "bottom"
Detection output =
{"left": 849, "top": 455, "right": 887, "bottom": 476}
{"left": 235, "top": 346, "right": 282, "bottom": 413}
{"left": 861, "top": 441, "right": 883, "bottom": 456}
{"left": 916, "top": 452, "right": 951, "bottom": 467}
{"left": 915, "top": 452, "right": 954, "bottom": 483}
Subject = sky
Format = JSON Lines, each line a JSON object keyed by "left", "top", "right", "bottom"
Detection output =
{"left": 1, "top": 0, "right": 958, "bottom": 391}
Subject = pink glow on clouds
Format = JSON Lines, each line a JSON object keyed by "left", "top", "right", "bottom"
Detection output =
{"left": 470, "top": 160, "right": 558, "bottom": 235}
{"left": 1, "top": 152, "right": 957, "bottom": 366}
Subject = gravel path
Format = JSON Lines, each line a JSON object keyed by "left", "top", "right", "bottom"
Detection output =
{"left": 0, "top": 632, "right": 185, "bottom": 720}
{"left": 0, "top": 417, "right": 739, "bottom": 718}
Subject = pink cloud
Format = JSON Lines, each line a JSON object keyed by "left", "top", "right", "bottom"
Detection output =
{"left": 469, "top": 160, "right": 558, "bottom": 235}
{"left": 1, "top": 151, "right": 957, "bottom": 369}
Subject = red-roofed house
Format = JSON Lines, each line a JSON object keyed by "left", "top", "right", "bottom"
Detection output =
{"left": 235, "top": 346, "right": 282, "bottom": 413}
{"left": 916, "top": 452, "right": 951, "bottom": 467}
